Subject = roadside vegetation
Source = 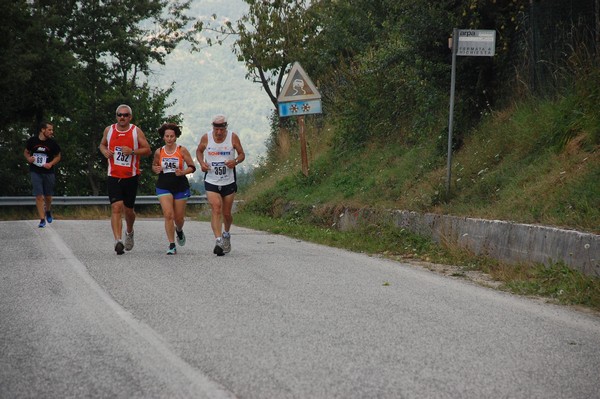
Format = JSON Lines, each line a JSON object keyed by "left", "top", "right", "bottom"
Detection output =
{"left": 233, "top": 63, "right": 599, "bottom": 312}
{"left": 234, "top": 67, "right": 599, "bottom": 303}
{"left": 241, "top": 74, "right": 599, "bottom": 233}
{"left": 227, "top": 2, "right": 599, "bottom": 310}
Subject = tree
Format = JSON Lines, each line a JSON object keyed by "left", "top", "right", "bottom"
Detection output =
{"left": 0, "top": 0, "right": 203, "bottom": 196}
{"left": 60, "top": 0, "right": 198, "bottom": 195}
{"left": 203, "top": 0, "right": 319, "bottom": 111}
{"left": 313, "top": 0, "right": 461, "bottom": 146}
{"left": 0, "top": 0, "right": 78, "bottom": 195}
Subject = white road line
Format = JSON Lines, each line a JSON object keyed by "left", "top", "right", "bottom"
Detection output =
{"left": 46, "top": 224, "right": 237, "bottom": 399}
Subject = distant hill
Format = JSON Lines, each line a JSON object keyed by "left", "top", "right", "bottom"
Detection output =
{"left": 149, "top": 0, "right": 274, "bottom": 174}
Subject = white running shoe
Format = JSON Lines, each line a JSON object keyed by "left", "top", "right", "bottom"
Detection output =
{"left": 222, "top": 232, "right": 231, "bottom": 253}
{"left": 124, "top": 231, "right": 134, "bottom": 251}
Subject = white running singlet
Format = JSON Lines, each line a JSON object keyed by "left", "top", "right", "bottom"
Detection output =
{"left": 204, "top": 130, "right": 235, "bottom": 185}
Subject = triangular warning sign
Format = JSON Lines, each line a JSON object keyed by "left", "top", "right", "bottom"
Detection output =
{"left": 277, "top": 62, "right": 321, "bottom": 102}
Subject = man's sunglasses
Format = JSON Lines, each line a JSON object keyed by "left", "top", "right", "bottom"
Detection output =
{"left": 117, "top": 113, "right": 130, "bottom": 117}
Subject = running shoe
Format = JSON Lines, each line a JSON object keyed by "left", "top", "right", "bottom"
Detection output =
{"left": 45, "top": 211, "right": 53, "bottom": 223}
{"left": 124, "top": 230, "right": 134, "bottom": 251}
{"left": 166, "top": 246, "right": 177, "bottom": 255}
{"left": 38, "top": 219, "right": 46, "bottom": 228}
{"left": 213, "top": 238, "right": 224, "bottom": 256}
{"left": 222, "top": 232, "right": 231, "bottom": 253}
{"left": 176, "top": 229, "right": 186, "bottom": 247}
{"left": 115, "top": 240, "right": 125, "bottom": 255}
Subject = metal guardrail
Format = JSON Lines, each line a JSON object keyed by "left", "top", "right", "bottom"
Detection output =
{"left": 0, "top": 195, "right": 208, "bottom": 206}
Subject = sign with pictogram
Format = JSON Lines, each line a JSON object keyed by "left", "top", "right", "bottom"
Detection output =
{"left": 278, "top": 62, "right": 322, "bottom": 117}
{"left": 277, "top": 62, "right": 323, "bottom": 177}
{"left": 278, "top": 62, "right": 321, "bottom": 102}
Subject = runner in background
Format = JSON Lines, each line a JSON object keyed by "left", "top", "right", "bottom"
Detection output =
{"left": 24, "top": 122, "right": 61, "bottom": 228}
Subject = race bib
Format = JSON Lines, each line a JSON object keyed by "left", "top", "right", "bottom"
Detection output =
{"left": 33, "top": 153, "right": 47, "bottom": 167}
{"left": 113, "top": 146, "right": 132, "bottom": 167}
{"left": 212, "top": 161, "right": 227, "bottom": 176}
{"left": 161, "top": 157, "right": 180, "bottom": 173}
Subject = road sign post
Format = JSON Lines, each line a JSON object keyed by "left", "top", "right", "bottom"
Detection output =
{"left": 446, "top": 28, "right": 458, "bottom": 199}
{"left": 277, "top": 62, "right": 322, "bottom": 177}
{"left": 446, "top": 29, "right": 496, "bottom": 197}
{"left": 298, "top": 116, "right": 308, "bottom": 176}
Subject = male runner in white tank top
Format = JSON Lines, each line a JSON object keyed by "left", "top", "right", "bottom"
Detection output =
{"left": 196, "top": 114, "right": 245, "bottom": 256}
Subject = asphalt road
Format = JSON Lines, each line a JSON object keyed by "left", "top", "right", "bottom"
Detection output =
{"left": 1, "top": 219, "right": 599, "bottom": 399}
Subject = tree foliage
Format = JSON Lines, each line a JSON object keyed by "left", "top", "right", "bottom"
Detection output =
{"left": 3, "top": 0, "right": 596, "bottom": 197}
{"left": 0, "top": 0, "right": 200, "bottom": 196}
{"left": 219, "top": 0, "right": 597, "bottom": 155}
{"left": 0, "top": 0, "right": 78, "bottom": 195}
{"left": 200, "top": 0, "right": 320, "bottom": 111}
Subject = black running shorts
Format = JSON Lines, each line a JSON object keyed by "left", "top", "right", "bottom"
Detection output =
{"left": 107, "top": 175, "right": 139, "bottom": 208}
{"left": 204, "top": 181, "right": 237, "bottom": 197}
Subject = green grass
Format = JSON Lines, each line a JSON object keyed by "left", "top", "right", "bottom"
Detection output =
{"left": 502, "top": 263, "right": 600, "bottom": 310}
{"left": 241, "top": 81, "right": 600, "bottom": 234}
{"left": 234, "top": 211, "right": 446, "bottom": 260}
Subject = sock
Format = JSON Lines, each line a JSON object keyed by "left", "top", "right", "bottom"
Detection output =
{"left": 169, "top": 242, "right": 176, "bottom": 249}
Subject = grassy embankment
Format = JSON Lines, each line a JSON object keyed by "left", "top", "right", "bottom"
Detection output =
{"left": 234, "top": 76, "right": 600, "bottom": 312}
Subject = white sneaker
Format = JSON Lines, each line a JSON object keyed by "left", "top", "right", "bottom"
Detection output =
{"left": 124, "top": 231, "right": 134, "bottom": 251}
{"left": 222, "top": 232, "right": 231, "bottom": 253}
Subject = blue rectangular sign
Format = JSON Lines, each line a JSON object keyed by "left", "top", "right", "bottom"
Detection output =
{"left": 278, "top": 99, "right": 322, "bottom": 117}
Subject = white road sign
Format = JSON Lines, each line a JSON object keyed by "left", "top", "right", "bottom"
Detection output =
{"left": 456, "top": 29, "right": 496, "bottom": 57}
